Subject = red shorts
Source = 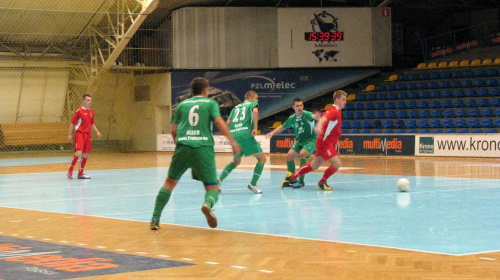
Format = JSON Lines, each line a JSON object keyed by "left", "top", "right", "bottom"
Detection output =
{"left": 74, "top": 131, "right": 92, "bottom": 153}
{"left": 315, "top": 146, "right": 338, "bottom": 161}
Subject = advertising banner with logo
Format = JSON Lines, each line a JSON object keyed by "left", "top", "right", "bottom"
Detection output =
{"left": 338, "top": 135, "right": 415, "bottom": 156}
{"left": 171, "top": 69, "right": 378, "bottom": 119}
{"left": 157, "top": 134, "right": 270, "bottom": 153}
{"left": 416, "top": 134, "right": 500, "bottom": 158}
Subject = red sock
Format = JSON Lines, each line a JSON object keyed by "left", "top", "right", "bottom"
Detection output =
{"left": 78, "top": 157, "right": 88, "bottom": 176}
{"left": 291, "top": 163, "right": 313, "bottom": 181}
{"left": 319, "top": 166, "right": 337, "bottom": 184}
{"left": 69, "top": 156, "right": 78, "bottom": 172}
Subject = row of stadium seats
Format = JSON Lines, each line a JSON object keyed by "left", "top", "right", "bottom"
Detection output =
{"left": 367, "top": 78, "right": 500, "bottom": 92}
{"left": 344, "top": 108, "right": 500, "bottom": 119}
{"left": 414, "top": 58, "right": 500, "bottom": 70}
{"left": 345, "top": 98, "right": 500, "bottom": 111}
{"left": 341, "top": 128, "right": 498, "bottom": 134}
{"left": 342, "top": 118, "right": 500, "bottom": 130}
{"left": 356, "top": 88, "right": 500, "bottom": 101}
{"left": 401, "top": 69, "right": 499, "bottom": 81}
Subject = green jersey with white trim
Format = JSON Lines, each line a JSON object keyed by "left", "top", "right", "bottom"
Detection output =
{"left": 282, "top": 110, "right": 317, "bottom": 144}
{"left": 228, "top": 101, "right": 258, "bottom": 134}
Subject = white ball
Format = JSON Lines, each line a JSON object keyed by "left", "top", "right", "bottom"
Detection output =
{"left": 396, "top": 178, "right": 410, "bottom": 192}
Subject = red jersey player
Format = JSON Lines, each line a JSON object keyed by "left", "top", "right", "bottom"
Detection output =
{"left": 67, "top": 94, "right": 101, "bottom": 179}
{"left": 281, "top": 90, "right": 347, "bottom": 190}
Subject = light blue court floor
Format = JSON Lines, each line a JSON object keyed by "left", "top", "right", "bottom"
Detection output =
{"left": 0, "top": 165, "right": 499, "bottom": 256}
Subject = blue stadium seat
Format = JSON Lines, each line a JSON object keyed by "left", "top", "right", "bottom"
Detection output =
{"left": 464, "top": 88, "right": 476, "bottom": 97}
{"left": 419, "top": 110, "right": 430, "bottom": 118}
{"left": 364, "top": 102, "right": 374, "bottom": 110}
{"left": 429, "top": 100, "right": 440, "bottom": 108}
{"left": 375, "top": 102, "right": 385, "bottom": 110}
{"left": 417, "top": 119, "right": 429, "bottom": 128}
{"left": 432, "top": 129, "right": 444, "bottom": 133}
{"left": 477, "top": 88, "right": 489, "bottom": 97}
{"left": 405, "top": 120, "right": 417, "bottom": 128}
{"left": 408, "top": 110, "right": 418, "bottom": 118}
{"left": 341, "top": 129, "right": 349, "bottom": 134}
{"left": 462, "top": 70, "right": 473, "bottom": 78}
{"left": 395, "top": 119, "right": 405, "bottom": 128}
{"left": 437, "top": 72, "right": 449, "bottom": 79}
{"left": 430, "top": 90, "right": 440, "bottom": 99}
{"left": 480, "top": 118, "right": 493, "bottom": 127}
{"left": 429, "top": 119, "right": 441, "bottom": 128}
{"left": 495, "top": 119, "right": 500, "bottom": 128}
{"left": 486, "top": 69, "right": 498, "bottom": 77}
{"left": 342, "top": 120, "right": 351, "bottom": 129}
{"left": 495, "top": 108, "right": 500, "bottom": 117}
{"left": 440, "top": 100, "right": 452, "bottom": 108}
{"left": 364, "top": 111, "right": 375, "bottom": 119}
{"left": 431, "top": 109, "right": 442, "bottom": 118}
{"left": 471, "top": 128, "right": 483, "bottom": 133}
{"left": 399, "top": 73, "right": 409, "bottom": 81}
{"left": 361, "top": 129, "right": 371, "bottom": 134}
{"left": 407, "top": 83, "right": 417, "bottom": 90}
{"left": 361, "top": 120, "right": 372, "bottom": 129}
{"left": 407, "top": 129, "right": 418, "bottom": 133}
{"left": 386, "top": 84, "right": 396, "bottom": 91}
{"left": 490, "top": 88, "right": 500, "bottom": 96}
{"left": 407, "top": 91, "right": 419, "bottom": 99}
{"left": 491, "top": 98, "right": 500, "bottom": 107}
{"left": 344, "top": 103, "right": 354, "bottom": 110}
{"left": 375, "top": 111, "right": 386, "bottom": 119}
{"left": 357, "top": 93, "right": 367, "bottom": 101}
{"left": 440, "top": 90, "right": 452, "bottom": 98}
{"left": 480, "top": 108, "right": 493, "bottom": 117}
{"left": 372, "top": 129, "right": 382, "bottom": 134}
{"left": 396, "top": 111, "right": 407, "bottom": 119}
{"left": 466, "top": 118, "right": 479, "bottom": 128}
{"left": 397, "top": 91, "right": 407, "bottom": 100}
{"left": 367, "top": 93, "right": 377, "bottom": 101}
{"left": 395, "top": 83, "right": 406, "bottom": 90}
{"left": 467, "top": 108, "right": 479, "bottom": 117}
{"left": 427, "top": 81, "right": 438, "bottom": 89}
{"left": 445, "top": 128, "right": 456, "bottom": 133}
{"left": 417, "top": 82, "right": 427, "bottom": 90}
{"left": 350, "top": 129, "right": 360, "bottom": 134}
{"left": 455, "top": 119, "right": 466, "bottom": 127}
{"left": 465, "top": 99, "right": 476, "bottom": 107}
{"left": 377, "top": 92, "right": 386, "bottom": 100}
{"left": 477, "top": 98, "right": 489, "bottom": 107}
{"left": 453, "top": 89, "right": 464, "bottom": 98}
{"left": 351, "top": 120, "right": 361, "bottom": 129}
{"left": 461, "top": 80, "right": 472, "bottom": 88}
{"left": 396, "top": 101, "right": 406, "bottom": 109}
{"left": 386, "top": 110, "right": 396, "bottom": 118}
{"left": 395, "top": 129, "right": 406, "bottom": 133}
{"left": 409, "top": 73, "right": 419, "bottom": 80}
{"left": 438, "top": 80, "right": 449, "bottom": 88}
{"left": 473, "top": 69, "right": 485, "bottom": 77}
{"left": 442, "top": 119, "right": 454, "bottom": 128}
{"left": 458, "top": 128, "right": 469, "bottom": 133}
{"left": 385, "top": 101, "right": 395, "bottom": 110}
{"left": 375, "top": 84, "right": 387, "bottom": 91}
{"left": 407, "top": 100, "right": 417, "bottom": 109}
{"left": 355, "top": 103, "right": 364, "bottom": 110}
{"left": 420, "top": 129, "right": 430, "bottom": 133}
{"left": 485, "top": 79, "right": 497, "bottom": 87}
{"left": 443, "top": 109, "right": 455, "bottom": 118}
{"left": 419, "top": 72, "right": 429, "bottom": 80}
{"left": 485, "top": 128, "right": 497, "bottom": 133}
{"left": 372, "top": 120, "right": 382, "bottom": 128}
{"left": 450, "top": 80, "right": 461, "bottom": 88}
{"left": 382, "top": 120, "right": 394, "bottom": 128}
{"left": 343, "top": 111, "right": 354, "bottom": 119}
{"left": 387, "top": 92, "right": 397, "bottom": 100}
{"left": 455, "top": 108, "right": 467, "bottom": 118}
{"left": 452, "top": 99, "right": 464, "bottom": 108}
{"left": 384, "top": 129, "right": 394, "bottom": 134}
{"left": 473, "top": 79, "right": 485, "bottom": 87}
{"left": 419, "top": 91, "right": 430, "bottom": 99}
{"left": 417, "top": 100, "right": 429, "bottom": 109}
{"left": 354, "top": 111, "right": 364, "bottom": 119}
{"left": 452, "top": 71, "right": 462, "bottom": 78}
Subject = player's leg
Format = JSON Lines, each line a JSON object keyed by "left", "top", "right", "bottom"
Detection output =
{"left": 193, "top": 146, "right": 219, "bottom": 228}
{"left": 296, "top": 142, "right": 317, "bottom": 186}
{"left": 286, "top": 146, "right": 300, "bottom": 174}
{"left": 317, "top": 149, "right": 341, "bottom": 191}
{"left": 68, "top": 132, "right": 84, "bottom": 179}
{"left": 77, "top": 133, "right": 92, "bottom": 179}
{"left": 219, "top": 156, "right": 241, "bottom": 183}
{"left": 248, "top": 151, "right": 266, "bottom": 193}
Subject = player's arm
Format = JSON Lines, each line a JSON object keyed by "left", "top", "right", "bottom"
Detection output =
{"left": 214, "top": 116, "right": 241, "bottom": 155}
{"left": 171, "top": 123, "right": 178, "bottom": 144}
{"left": 68, "top": 123, "right": 75, "bottom": 141}
{"left": 92, "top": 124, "right": 102, "bottom": 138}
{"left": 314, "top": 116, "right": 328, "bottom": 136}
{"left": 265, "top": 124, "right": 284, "bottom": 139}
{"left": 252, "top": 107, "right": 259, "bottom": 136}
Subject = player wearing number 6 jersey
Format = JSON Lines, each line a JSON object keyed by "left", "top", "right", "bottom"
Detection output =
{"left": 150, "top": 77, "right": 241, "bottom": 230}
{"left": 218, "top": 91, "right": 266, "bottom": 194}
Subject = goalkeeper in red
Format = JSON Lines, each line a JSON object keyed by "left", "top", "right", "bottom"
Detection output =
{"left": 281, "top": 90, "right": 347, "bottom": 190}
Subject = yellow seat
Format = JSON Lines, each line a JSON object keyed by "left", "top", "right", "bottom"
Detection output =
{"left": 414, "top": 62, "right": 427, "bottom": 69}
{"left": 362, "top": 85, "right": 375, "bottom": 92}
{"left": 268, "top": 121, "right": 282, "bottom": 129}
{"left": 347, "top": 94, "right": 356, "bottom": 102}
{"left": 458, "top": 60, "right": 470, "bottom": 67}
{"left": 257, "top": 130, "right": 262, "bottom": 135}
{"left": 321, "top": 103, "right": 333, "bottom": 111}
{"left": 385, "top": 74, "right": 398, "bottom": 82}
{"left": 470, "top": 59, "right": 481, "bottom": 67}
{"left": 437, "top": 61, "right": 448, "bottom": 68}
{"left": 427, "top": 62, "right": 437, "bottom": 69}
{"left": 447, "top": 60, "right": 459, "bottom": 68}
{"left": 481, "top": 58, "right": 493, "bottom": 66}
{"left": 493, "top": 57, "right": 500, "bottom": 65}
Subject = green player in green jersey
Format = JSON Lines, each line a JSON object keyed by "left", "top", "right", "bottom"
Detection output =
{"left": 266, "top": 98, "right": 319, "bottom": 188}
{"left": 218, "top": 91, "right": 266, "bottom": 194}
{"left": 150, "top": 77, "right": 241, "bottom": 230}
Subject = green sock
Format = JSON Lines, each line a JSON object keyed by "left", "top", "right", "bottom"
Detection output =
{"left": 299, "top": 158, "right": 307, "bottom": 182}
{"left": 219, "top": 162, "right": 237, "bottom": 181}
{"left": 152, "top": 188, "right": 171, "bottom": 220}
{"left": 250, "top": 162, "right": 265, "bottom": 186}
{"left": 287, "top": 160, "right": 295, "bottom": 173}
{"left": 204, "top": 189, "right": 219, "bottom": 208}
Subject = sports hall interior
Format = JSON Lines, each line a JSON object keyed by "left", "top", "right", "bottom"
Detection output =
{"left": 1, "top": 0, "right": 500, "bottom": 279}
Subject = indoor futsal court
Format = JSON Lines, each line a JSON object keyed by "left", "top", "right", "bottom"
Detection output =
{"left": 1, "top": 152, "right": 499, "bottom": 279}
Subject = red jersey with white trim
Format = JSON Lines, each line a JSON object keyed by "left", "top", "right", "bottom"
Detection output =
{"left": 71, "top": 107, "right": 94, "bottom": 134}
{"left": 316, "top": 104, "right": 342, "bottom": 149}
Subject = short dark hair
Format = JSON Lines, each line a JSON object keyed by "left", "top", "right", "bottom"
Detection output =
{"left": 293, "top": 98, "right": 303, "bottom": 104}
{"left": 313, "top": 108, "right": 321, "bottom": 113}
{"left": 82, "top": 94, "right": 92, "bottom": 100}
{"left": 191, "top": 77, "right": 209, "bottom": 96}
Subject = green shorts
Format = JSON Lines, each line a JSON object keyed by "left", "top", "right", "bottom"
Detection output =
{"left": 168, "top": 144, "right": 217, "bottom": 186}
{"left": 290, "top": 140, "right": 316, "bottom": 158}
{"left": 233, "top": 132, "right": 263, "bottom": 157}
